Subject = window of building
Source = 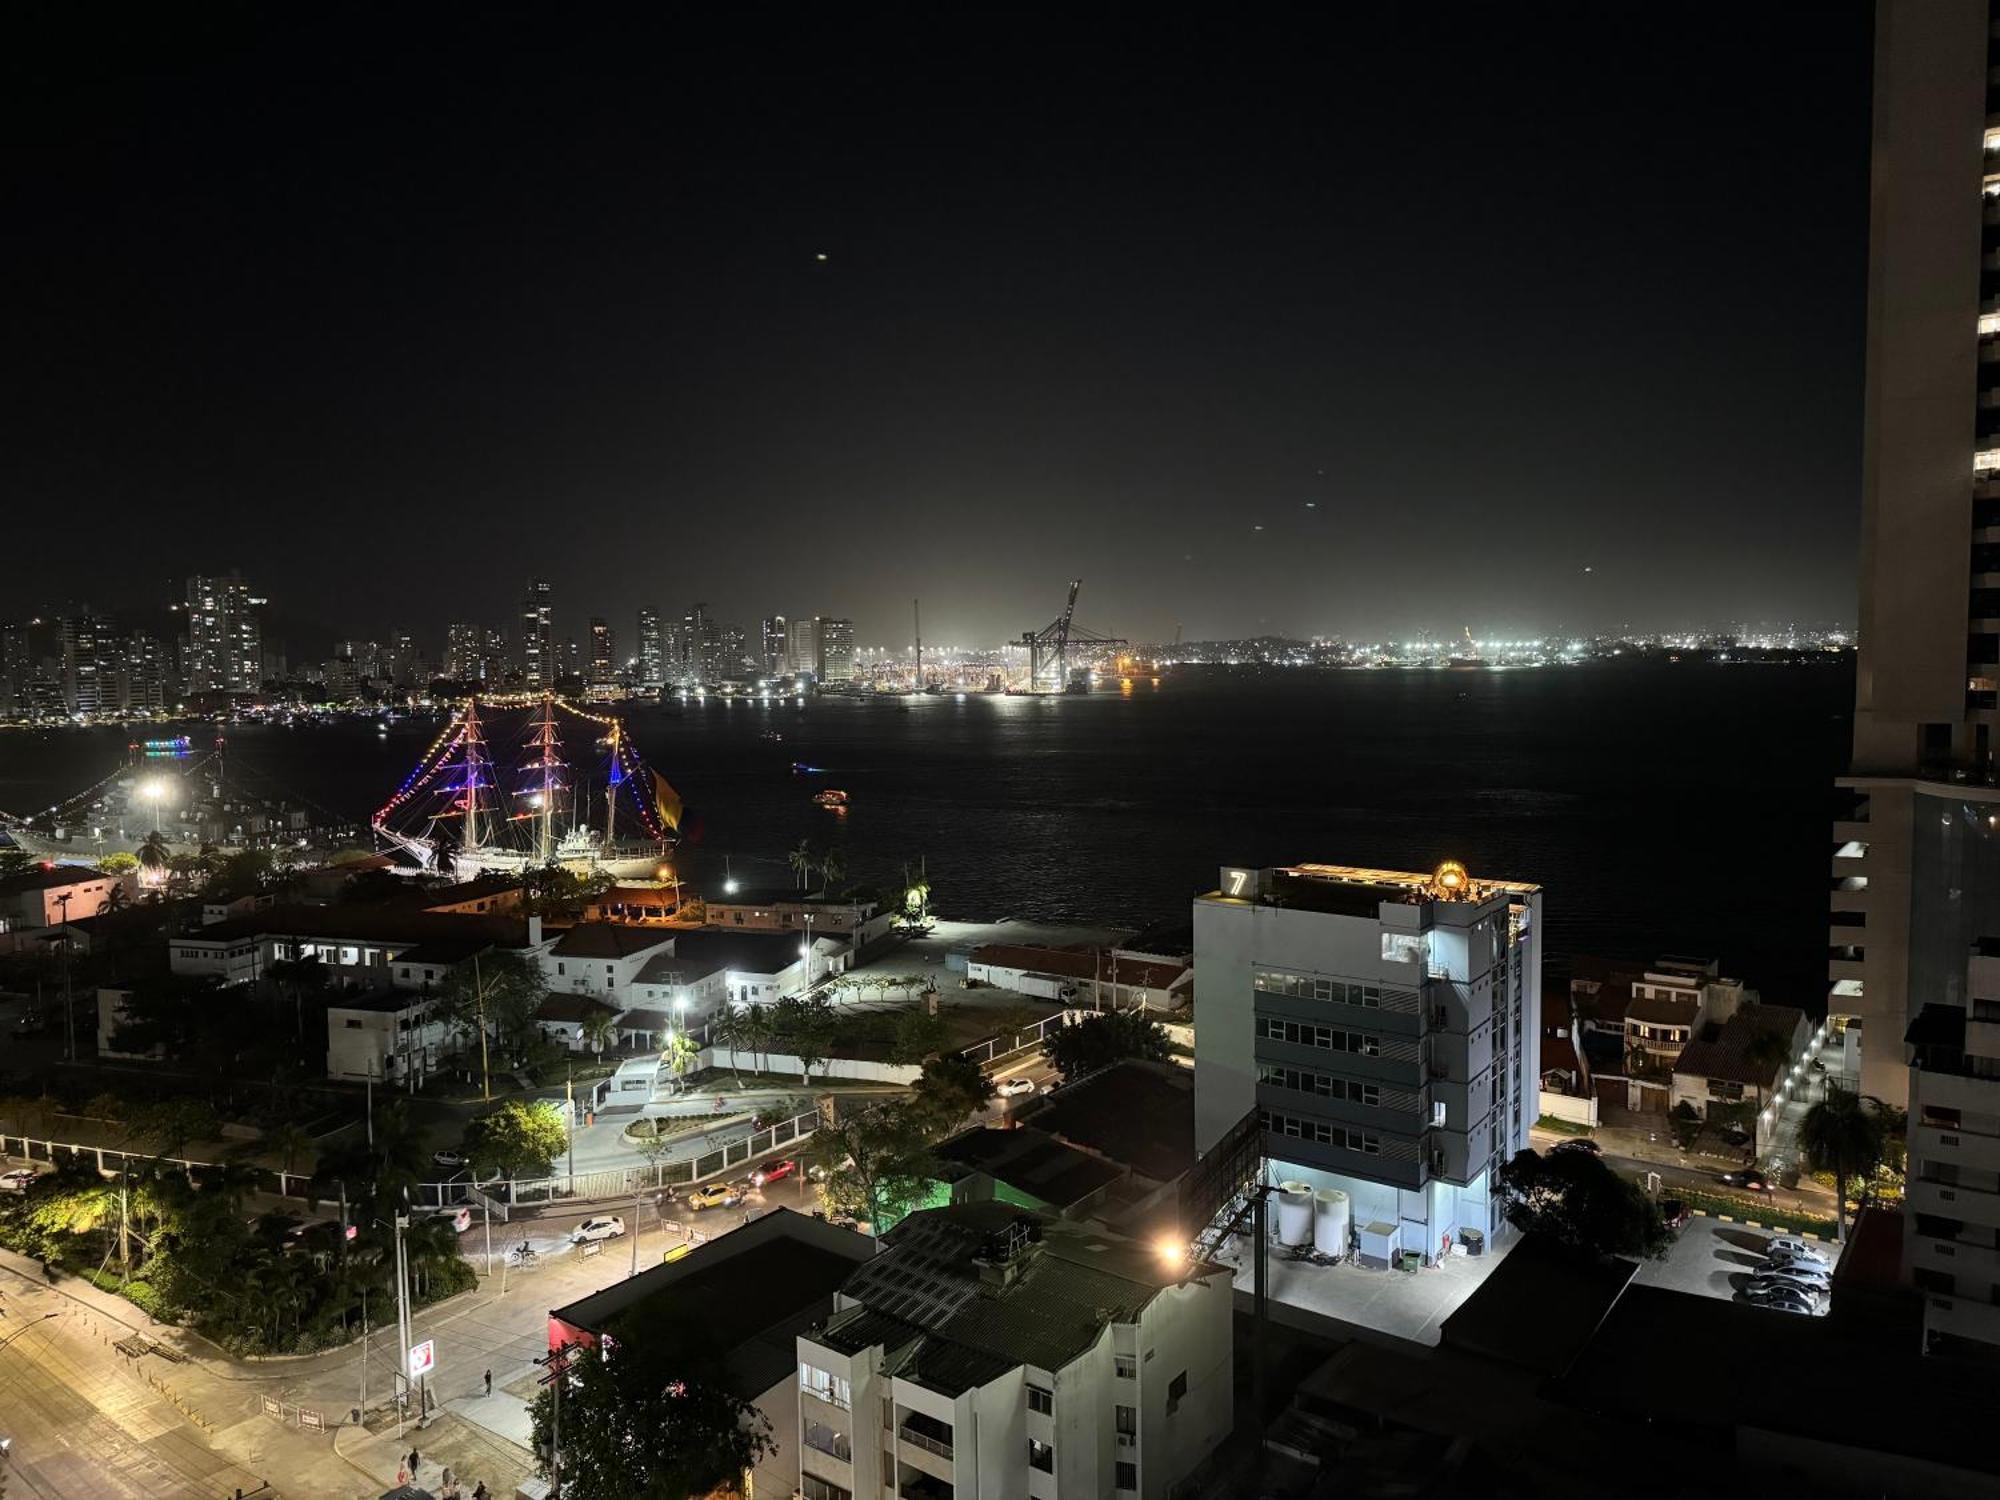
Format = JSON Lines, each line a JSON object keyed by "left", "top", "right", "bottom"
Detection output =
{"left": 1115, "top": 1461, "right": 1138, "bottom": 1491}
{"left": 883, "top": 1396, "right": 894, "bottom": 1430}
{"left": 803, "top": 1420, "right": 852, "bottom": 1462}
{"left": 344, "top": 1018, "right": 363, "bottom": 1029}
{"left": 1028, "top": 1438, "right": 1054, "bottom": 1473}
{"left": 1167, "top": 1370, "right": 1187, "bottom": 1414}
{"left": 800, "top": 1477, "right": 852, "bottom": 1500}
{"left": 1381, "top": 932, "right": 1426, "bottom": 964}
{"left": 1113, "top": 1354, "right": 1136, "bottom": 1379}
{"left": 1259, "top": 1109, "right": 1380, "bottom": 1154}
{"left": 1027, "top": 1384, "right": 1053, "bottom": 1415}
{"left": 1115, "top": 1404, "right": 1137, "bottom": 1436}
{"left": 799, "top": 1362, "right": 850, "bottom": 1410}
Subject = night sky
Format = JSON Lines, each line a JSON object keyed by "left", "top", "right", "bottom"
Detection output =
{"left": 4, "top": 5, "right": 1874, "bottom": 652}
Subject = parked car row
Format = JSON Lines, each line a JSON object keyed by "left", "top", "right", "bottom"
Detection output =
{"left": 1737, "top": 1236, "right": 1831, "bottom": 1316}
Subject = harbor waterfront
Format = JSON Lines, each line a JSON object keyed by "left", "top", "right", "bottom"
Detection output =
{"left": 0, "top": 660, "right": 1850, "bottom": 996}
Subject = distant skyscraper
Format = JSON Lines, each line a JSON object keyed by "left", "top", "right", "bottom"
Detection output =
{"left": 588, "top": 617, "right": 616, "bottom": 684}
{"left": 1836, "top": 0, "right": 2000, "bottom": 1359}
{"left": 815, "top": 616, "right": 855, "bottom": 683}
{"left": 560, "top": 636, "right": 582, "bottom": 681}
{"left": 789, "top": 616, "right": 818, "bottom": 677}
{"left": 446, "top": 622, "right": 482, "bottom": 680}
{"left": 684, "top": 602, "right": 722, "bottom": 682}
{"left": 760, "top": 615, "right": 788, "bottom": 676}
{"left": 385, "top": 628, "right": 420, "bottom": 687}
{"left": 120, "top": 631, "right": 168, "bottom": 711}
{"left": 637, "top": 609, "right": 663, "bottom": 686}
{"left": 522, "top": 577, "right": 554, "bottom": 689}
{"left": 59, "top": 610, "right": 115, "bottom": 715}
{"left": 184, "top": 571, "right": 262, "bottom": 695}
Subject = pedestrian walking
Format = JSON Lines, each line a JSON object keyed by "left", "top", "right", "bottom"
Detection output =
{"left": 473, "top": 1484, "right": 490, "bottom": 1500}
{"left": 396, "top": 1461, "right": 410, "bottom": 1485}
{"left": 483, "top": 1367, "right": 493, "bottom": 1396}
{"left": 408, "top": 1447, "right": 422, "bottom": 1476}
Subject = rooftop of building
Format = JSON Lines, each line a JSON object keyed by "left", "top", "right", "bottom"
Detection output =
{"left": 664, "top": 927, "right": 818, "bottom": 974}
{"left": 1117, "top": 918, "right": 1194, "bottom": 958}
{"left": 1437, "top": 1233, "right": 1636, "bottom": 1378}
{"left": 819, "top": 1202, "right": 1222, "bottom": 1395}
{"left": 182, "top": 903, "right": 538, "bottom": 949}
{"left": 405, "top": 874, "right": 524, "bottom": 908}
{"left": 327, "top": 988, "right": 435, "bottom": 1014}
{"left": 933, "top": 1126, "right": 1127, "bottom": 1210}
{"left": 704, "top": 884, "right": 874, "bottom": 909}
{"left": 1623, "top": 992, "right": 1699, "bottom": 1026}
{"left": 388, "top": 937, "right": 498, "bottom": 968}
{"left": 971, "top": 942, "right": 1191, "bottom": 992}
{"left": 1671, "top": 1001, "right": 1807, "bottom": 1086}
{"left": 1202, "top": 861, "right": 1539, "bottom": 919}
{"left": 0, "top": 865, "right": 115, "bottom": 896}
{"left": 534, "top": 992, "right": 622, "bottom": 1024}
{"left": 550, "top": 1209, "right": 875, "bottom": 1397}
{"left": 548, "top": 922, "right": 677, "bottom": 960}
{"left": 1024, "top": 1059, "right": 1195, "bottom": 1183}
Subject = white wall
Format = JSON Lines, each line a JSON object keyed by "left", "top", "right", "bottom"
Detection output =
{"left": 1538, "top": 1090, "right": 1598, "bottom": 1126}
{"left": 701, "top": 1046, "right": 919, "bottom": 1086}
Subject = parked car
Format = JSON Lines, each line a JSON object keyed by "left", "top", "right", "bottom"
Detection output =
{"left": 12, "top": 1012, "right": 49, "bottom": 1037}
{"left": 430, "top": 1205, "right": 473, "bottom": 1233}
{"left": 1659, "top": 1198, "right": 1690, "bottom": 1231}
{"left": 431, "top": 1149, "right": 466, "bottom": 1170}
{"left": 571, "top": 1215, "right": 626, "bottom": 1243}
{"left": 1740, "top": 1283, "right": 1818, "bottom": 1315}
{"left": 688, "top": 1183, "right": 743, "bottom": 1211}
{"left": 0, "top": 1168, "right": 44, "bottom": 1193}
{"left": 751, "top": 1159, "right": 798, "bottom": 1188}
{"left": 1718, "top": 1167, "right": 1772, "bottom": 1191}
{"left": 1755, "top": 1258, "right": 1831, "bottom": 1286}
{"left": 1768, "top": 1248, "right": 1832, "bottom": 1272}
{"left": 1549, "top": 1137, "right": 1602, "bottom": 1156}
{"left": 1750, "top": 1270, "right": 1830, "bottom": 1300}
{"left": 996, "top": 1076, "right": 1037, "bottom": 1099}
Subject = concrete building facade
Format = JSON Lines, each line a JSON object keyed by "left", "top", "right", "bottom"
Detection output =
{"left": 1193, "top": 861, "right": 1540, "bottom": 1265}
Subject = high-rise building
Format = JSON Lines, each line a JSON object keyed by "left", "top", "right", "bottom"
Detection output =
{"left": 815, "top": 616, "right": 855, "bottom": 683}
{"left": 788, "top": 616, "right": 818, "bottom": 677}
{"left": 683, "top": 602, "right": 722, "bottom": 682}
{"left": 560, "top": 636, "right": 582, "bottom": 681}
{"left": 1192, "top": 861, "right": 1540, "bottom": 1275}
{"left": 1840, "top": 0, "right": 2000, "bottom": 1358}
{"left": 120, "top": 631, "right": 169, "bottom": 712}
{"left": 184, "top": 571, "right": 263, "bottom": 695}
{"left": 384, "top": 628, "right": 420, "bottom": 688}
{"left": 522, "top": 577, "right": 554, "bottom": 690}
{"left": 636, "top": 609, "right": 663, "bottom": 687}
{"left": 59, "top": 610, "right": 116, "bottom": 715}
{"left": 760, "top": 614, "right": 787, "bottom": 676}
{"left": 588, "top": 617, "right": 616, "bottom": 685}
{"left": 445, "top": 622, "right": 481, "bottom": 680}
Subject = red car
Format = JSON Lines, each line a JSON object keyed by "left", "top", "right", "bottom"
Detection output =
{"left": 751, "top": 1159, "right": 799, "bottom": 1189}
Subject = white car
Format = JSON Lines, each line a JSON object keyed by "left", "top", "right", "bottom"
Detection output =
{"left": 1752, "top": 1266, "right": 1830, "bottom": 1296}
{"left": 0, "top": 1168, "right": 41, "bottom": 1193}
{"left": 996, "top": 1077, "right": 1037, "bottom": 1099}
{"left": 1768, "top": 1248, "right": 1832, "bottom": 1272}
{"left": 571, "top": 1215, "right": 626, "bottom": 1243}
{"left": 431, "top": 1205, "right": 473, "bottom": 1233}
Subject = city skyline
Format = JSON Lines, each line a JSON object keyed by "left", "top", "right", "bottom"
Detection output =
{"left": 6, "top": 7, "right": 1874, "bottom": 646}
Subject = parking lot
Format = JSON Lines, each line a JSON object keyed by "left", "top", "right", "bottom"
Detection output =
{"left": 1634, "top": 1213, "right": 1835, "bottom": 1313}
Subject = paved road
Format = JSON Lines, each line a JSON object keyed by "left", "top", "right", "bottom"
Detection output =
{"left": 0, "top": 1281, "right": 266, "bottom": 1499}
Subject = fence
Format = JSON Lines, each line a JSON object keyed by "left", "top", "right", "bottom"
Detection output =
{"left": 1537, "top": 1090, "right": 1599, "bottom": 1128}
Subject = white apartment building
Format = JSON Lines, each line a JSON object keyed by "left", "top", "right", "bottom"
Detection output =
{"left": 795, "top": 1203, "right": 1232, "bottom": 1500}
{"left": 1193, "top": 861, "right": 1541, "bottom": 1267}
{"left": 326, "top": 990, "right": 451, "bottom": 1084}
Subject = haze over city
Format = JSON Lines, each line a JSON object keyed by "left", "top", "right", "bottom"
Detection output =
{"left": 6, "top": 6, "right": 1871, "bottom": 646}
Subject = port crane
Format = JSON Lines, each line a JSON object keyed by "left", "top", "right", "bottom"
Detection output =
{"left": 1019, "top": 578, "right": 1127, "bottom": 692}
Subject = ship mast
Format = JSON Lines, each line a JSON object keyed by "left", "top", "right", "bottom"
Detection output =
{"left": 525, "top": 693, "right": 563, "bottom": 863}
{"left": 604, "top": 720, "right": 620, "bottom": 848}
{"left": 459, "top": 697, "right": 489, "bottom": 854}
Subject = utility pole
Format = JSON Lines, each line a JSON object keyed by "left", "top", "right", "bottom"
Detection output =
{"left": 473, "top": 953, "right": 492, "bottom": 1102}
{"left": 630, "top": 1184, "right": 643, "bottom": 1276}
{"left": 535, "top": 1347, "right": 573, "bottom": 1499}
{"left": 366, "top": 1057, "right": 375, "bottom": 1148}
{"left": 393, "top": 1208, "right": 413, "bottom": 1420}
{"left": 565, "top": 1069, "right": 576, "bottom": 1191}
{"left": 55, "top": 891, "right": 74, "bottom": 1062}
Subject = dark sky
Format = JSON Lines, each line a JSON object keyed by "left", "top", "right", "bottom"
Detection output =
{"left": 4, "top": 4, "right": 1874, "bottom": 653}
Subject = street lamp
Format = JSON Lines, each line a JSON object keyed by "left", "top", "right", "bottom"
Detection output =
{"left": 140, "top": 777, "right": 170, "bottom": 832}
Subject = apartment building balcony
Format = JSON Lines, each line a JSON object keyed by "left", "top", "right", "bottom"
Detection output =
{"left": 1909, "top": 1176, "right": 2000, "bottom": 1231}
{"left": 897, "top": 1412, "right": 956, "bottom": 1481}
{"left": 1925, "top": 1290, "right": 2000, "bottom": 1348}
{"left": 1910, "top": 1226, "right": 2000, "bottom": 1278}
{"left": 1915, "top": 1121, "right": 2000, "bottom": 1174}
{"left": 899, "top": 1474, "right": 955, "bottom": 1500}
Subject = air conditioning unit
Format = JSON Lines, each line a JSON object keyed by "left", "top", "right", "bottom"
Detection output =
{"left": 1117, "top": 1433, "right": 1137, "bottom": 1448}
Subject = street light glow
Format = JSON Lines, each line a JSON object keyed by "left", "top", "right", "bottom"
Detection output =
{"left": 1155, "top": 1237, "right": 1187, "bottom": 1268}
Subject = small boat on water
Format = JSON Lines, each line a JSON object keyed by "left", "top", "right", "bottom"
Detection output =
{"left": 814, "top": 788, "right": 849, "bottom": 810}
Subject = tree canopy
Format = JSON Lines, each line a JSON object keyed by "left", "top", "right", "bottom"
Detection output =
{"left": 810, "top": 1103, "right": 938, "bottom": 1234}
{"left": 907, "top": 1053, "right": 994, "bottom": 1134}
{"left": 463, "top": 1099, "right": 570, "bottom": 1178}
{"left": 530, "top": 1314, "right": 773, "bottom": 1500}
{"left": 1494, "top": 1147, "right": 1670, "bottom": 1261}
{"left": 1044, "top": 1009, "right": 1171, "bottom": 1082}
{"left": 1799, "top": 1084, "right": 1889, "bottom": 1239}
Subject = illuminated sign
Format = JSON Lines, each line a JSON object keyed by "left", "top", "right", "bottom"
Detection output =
{"left": 408, "top": 1340, "right": 436, "bottom": 1379}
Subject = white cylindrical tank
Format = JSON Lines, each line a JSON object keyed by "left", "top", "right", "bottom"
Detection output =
{"left": 1276, "top": 1181, "right": 1314, "bottom": 1246}
{"left": 1313, "top": 1187, "right": 1350, "bottom": 1256}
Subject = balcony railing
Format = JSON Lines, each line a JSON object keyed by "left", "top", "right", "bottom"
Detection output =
{"left": 899, "top": 1425, "right": 954, "bottom": 1460}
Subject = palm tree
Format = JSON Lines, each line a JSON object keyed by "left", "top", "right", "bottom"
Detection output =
{"left": 1745, "top": 1025, "right": 1796, "bottom": 1114}
{"left": 788, "top": 840, "right": 816, "bottom": 892}
{"left": 581, "top": 1011, "right": 618, "bottom": 1060}
{"left": 266, "top": 1121, "right": 314, "bottom": 1181}
{"left": 737, "top": 1004, "right": 777, "bottom": 1079}
{"left": 1799, "top": 1084, "right": 1886, "bottom": 1241}
{"left": 709, "top": 1006, "right": 748, "bottom": 1089}
{"left": 137, "top": 831, "right": 169, "bottom": 882}
{"left": 662, "top": 1030, "right": 700, "bottom": 1095}
{"left": 818, "top": 847, "right": 846, "bottom": 891}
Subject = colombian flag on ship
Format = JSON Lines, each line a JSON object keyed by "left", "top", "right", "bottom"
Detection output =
{"left": 653, "top": 772, "right": 685, "bottom": 832}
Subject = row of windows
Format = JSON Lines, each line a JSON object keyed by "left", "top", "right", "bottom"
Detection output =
{"left": 1258, "top": 1062, "right": 1380, "bottom": 1106}
{"left": 1256, "top": 1015, "right": 1381, "bottom": 1056}
{"left": 1255, "top": 970, "right": 1388, "bottom": 1008}
{"left": 1261, "top": 1108, "right": 1381, "bottom": 1155}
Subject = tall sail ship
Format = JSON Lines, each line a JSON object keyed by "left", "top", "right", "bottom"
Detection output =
{"left": 372, "top": 694, "right": 677, "bottom": 879}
